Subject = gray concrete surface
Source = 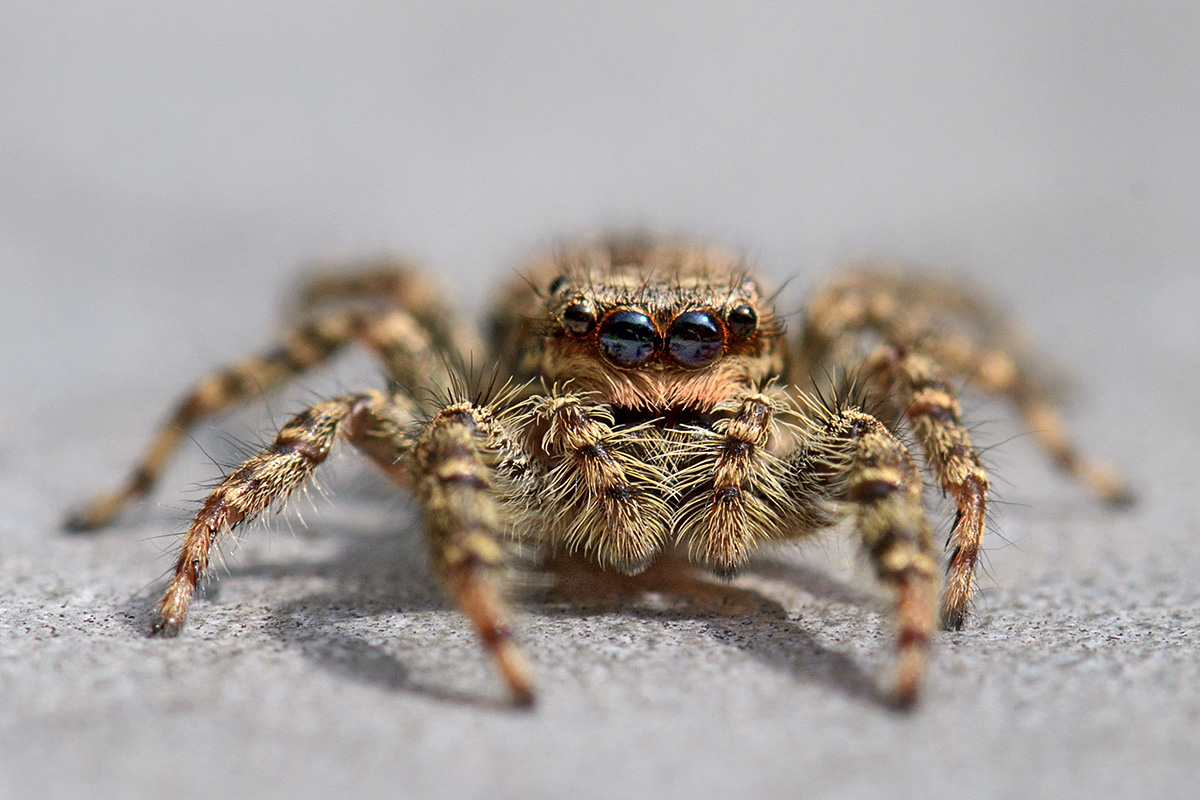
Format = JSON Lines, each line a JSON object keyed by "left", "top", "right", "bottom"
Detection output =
{"left": 2, "top": 4, "right": 1198, "bottom": 799}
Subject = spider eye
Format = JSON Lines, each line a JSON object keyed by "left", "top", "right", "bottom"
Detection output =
{"left": 667, "top": 311, "right": 724, "bottom": 368}
{"left": 562, "top": 302, "right": 596, "bottom": 335}
{"left": 598, "top": 310, "right": 660, "bottom": 367}
{"left": 726, "top": 304, "right": 758, "bottom": 338}
{"left": 548, "top": 275, "right": 568, "bottom": 295}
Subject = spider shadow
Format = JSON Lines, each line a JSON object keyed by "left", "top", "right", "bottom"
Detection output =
{"left": 528, "top": 553, "right": 888, "bottom": 707}
{"left": 224, "top": 511, "right": 520, "bottom": 708}
{"left": 261, "top": 595, "right": 518, "bottom": 711}
{"left": 121, "top": 508, "right": 893, "bottom": 709}
{"left": 114, "top": 507, "right": 510, "bottom": 707}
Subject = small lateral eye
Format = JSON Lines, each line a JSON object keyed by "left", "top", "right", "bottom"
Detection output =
{"left": 598, "top": 310, "right": 660, "bottom": 367}
{"left": 548, "top": 275, "right": 568, "bottom": 295}
{"left": 726, "top": 304, "right": 758, "bottom": 338}
{"left": 562, "top": 302, "right": 596, "bottom": 335}
{"left": 668, "top": 310, "right": 724, "bottom": 368}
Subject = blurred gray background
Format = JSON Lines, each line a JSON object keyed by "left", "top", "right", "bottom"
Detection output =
{"left": 1, "top": 3, "right": 1198, "bottom": 799}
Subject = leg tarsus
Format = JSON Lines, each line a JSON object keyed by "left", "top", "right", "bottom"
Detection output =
{"left": 447, "top": 560, "right": 536, "bottom": 707}
{"left": 1021, "top": 400, "right": 1136, "bottom": 506}
{"left": 64, "top": 492, "right": 134, "bottom": 532}
{"left": 939, "top": 472, "right": 987, "bottom": 629}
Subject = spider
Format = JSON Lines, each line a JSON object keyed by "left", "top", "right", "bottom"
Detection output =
{"left": 67, "top": 235, "right": 1131, "bottom": 707}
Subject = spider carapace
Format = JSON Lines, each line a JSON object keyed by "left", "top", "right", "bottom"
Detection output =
{"left": 68, "top": 236, "right": 1131, "bottom": 707}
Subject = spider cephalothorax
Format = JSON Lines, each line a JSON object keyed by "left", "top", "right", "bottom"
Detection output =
{"left": 68, "top": 235, "right": 1130, "bottom": 707}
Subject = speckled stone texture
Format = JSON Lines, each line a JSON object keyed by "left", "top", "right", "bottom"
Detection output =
{"left": 2, "top": 5, "right": 1198, "bottom": 799}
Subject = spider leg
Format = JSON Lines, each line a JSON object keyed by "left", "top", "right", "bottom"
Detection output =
{"left": 798, "top": 268, "right": 1134, "bottom": 629}
{"left": 154, "top": 391, "right": 412, "bottom": 635}
{"left": 138, "top": 305, "right": 544, "bottom": 704}
{"left": 795, "top": 405, "right": 939, "bottom": 706}
{"left": 794, "top": 267, "right": 1014, "bottom": 379}
{"left": 796, "top": 267, "right": 1132, "bottom": 505}
{"left": 677, "top": 387, "right": 937, "bottom": 704}
{"left": 155, "top": 388, "right": 546, "bottom": 707}
{"left": 862, "top": 346, "right": 989, "bottom": 630}
{"left": 669, "top": 375, "right": 942, "bottom": 699}
{"left": 409, "top": 400, "right": 541, "bottom": 706}
{"left": 66, "top": 307, "right": 456, "bottom": 531}
{"left": 677, "top": 391, "right": 788, "bottom": 576}
{"left": 289, "top": 256, "right": 484, "bottom": 362}
{"left": 536, "top": 394, "right": 669, "bottom": 574}
{"left": 920, "top": 334, "right": 1133, "bottom": 505}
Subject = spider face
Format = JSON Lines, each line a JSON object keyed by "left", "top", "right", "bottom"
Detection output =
{"left": 496, "top": 240, "right": 786, "bottom": 411}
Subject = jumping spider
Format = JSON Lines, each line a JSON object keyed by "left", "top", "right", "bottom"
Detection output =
{"left": 67, "top": 236, "right": 1131, "bottom": 706}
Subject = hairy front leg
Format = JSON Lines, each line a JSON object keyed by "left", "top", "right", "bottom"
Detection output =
{"left": 536, "top": 394, "right": 669, "bottom": 574}
{"left": 677, "top": 391, "right": 790, "bottom": 577}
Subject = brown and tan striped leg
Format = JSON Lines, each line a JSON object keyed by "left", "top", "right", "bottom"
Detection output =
{"left": 154, "top": 391, "right": 412, "bottom": 635}
{"left": 408, "top": 401, "right": 539, "bottom": 706}
{"left": 863, "top": 347, "right": 989, "bottom": 630}
{"left": 796, "top": 273, "right": 1132, "bottom": 505}
{"left": 536, "top": 395, "right": 668, "bottom": 574}
{"left": 769, "top": 405, "right": 940, "bottom": 705}
{"left": 680, "top": 392, "right": 785, "bottom": 577}
{"left": 821, "top": 409, "right": 939, "bottom": 706}
{"left": 922, "top": 336, "right": 1133, "bottom": 506}
{"left": 795, "top": 268, "right": 1011, "bottom": 380}
{"left": 824, "top": 267, "right": 1020, "bottom": 341}
{"left": 66, "top": 307, "right": 455, "bottom": 531}
{"left": 291, "top": 258, "right": 484, "bottom": 364}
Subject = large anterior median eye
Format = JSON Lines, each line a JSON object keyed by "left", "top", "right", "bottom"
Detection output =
{"left": 598, "top": 310, "right": 660, "bottom": 367}
{"left": 668, "top": 310, "right": 724, "bottom": 367}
